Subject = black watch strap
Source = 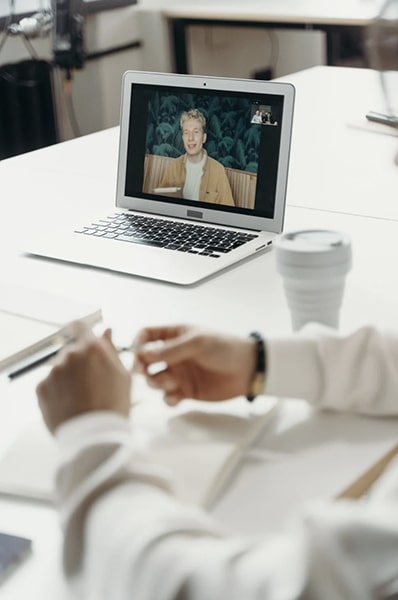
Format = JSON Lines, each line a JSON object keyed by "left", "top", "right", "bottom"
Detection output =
{"left": 246, "top": 332, "right": 266, "bottom": 402}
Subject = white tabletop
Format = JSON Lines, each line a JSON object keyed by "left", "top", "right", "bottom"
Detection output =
{"left": 0, "top": 65, "right": 398, "bottom": 597}
{"left": 279, "top": 67, "right": 398, "bottom": 221}
{"left": 161, "top": 0, "right": 384, "bottom": 26}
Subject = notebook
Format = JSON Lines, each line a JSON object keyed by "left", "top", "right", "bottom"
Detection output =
{"left": 0, "top": 283, "right": 101, "bottom": 377}
{"left": 25, "top": 71, "right": 295, "bottom": 285}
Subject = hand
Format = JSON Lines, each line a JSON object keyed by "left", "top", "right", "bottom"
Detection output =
{"left": 134, "top": 325, "right": 256, "bottom": 405}
{"left": 37, "top": 321, "right": 132, "bottom": 434}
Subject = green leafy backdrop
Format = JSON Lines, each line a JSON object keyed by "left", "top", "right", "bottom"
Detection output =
{"left": 146, "top": 92, "right": 260, "bottom": 173}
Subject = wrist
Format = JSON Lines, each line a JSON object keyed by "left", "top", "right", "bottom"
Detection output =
{"left": 246, "top": 332, "right": 266, "bottom": 402}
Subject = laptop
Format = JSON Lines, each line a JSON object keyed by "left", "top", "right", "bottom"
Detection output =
{"left": 26, "top": 71, "right": 295, "bottom": 285}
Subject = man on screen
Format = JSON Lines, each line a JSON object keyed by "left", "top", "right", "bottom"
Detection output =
{"left": 251, "top": 109, "right": 262, "bottom": 124}
{"left": 159, "top": 109, "right": 235, "bottom": 206}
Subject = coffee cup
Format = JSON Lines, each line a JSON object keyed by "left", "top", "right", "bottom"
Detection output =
{"left": 275, "top": 229, "right": 352, "bottom": 331}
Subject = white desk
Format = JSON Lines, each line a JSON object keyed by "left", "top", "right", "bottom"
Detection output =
{"left": 160, "top": 0, "right": 384, "bottom": 72}
{"left": 279, "top": 67, "right": 398, "bottom": 221}
{"left": 0, "top": 66, "right": 398, "bottom": 597}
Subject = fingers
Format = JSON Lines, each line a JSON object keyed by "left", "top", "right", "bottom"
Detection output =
{"left": 164, "top": 392, "right": 183, "bottom": 407}
{"left": 52, "top": 320, "right": 97, "bottom": 366}
{"left": 146, "top": 368, "right": 177, "bottom": 393}
{"left": 65, "top": 321, "right": 114, "bottom": 352}
{"left": 57, "top": 324, "right": 122, "bottom": 373}
{"left": 132, "top": 325, "right": 189, "bottom": 375}
{"left": 37, "top": 323, "right": 132, "bottom": 434}
{"left": 102, "top": 328, "right": 113, "bottom": 343}
{"left": 67, "top": 319, "right": 96, "bottom": 343}
{"left": 134, "top": 325, "right": 187, "bottom": 346}
{"left": 145, "top": 370, "right": 183, "bottom": 406}
{"left": 137, "top": 328, "right": 202, "bottom": 368}
{"left": 133, "top": 326, "right": 210, "bottom": 406}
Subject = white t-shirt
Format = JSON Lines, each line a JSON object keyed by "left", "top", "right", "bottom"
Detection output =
{"left": 183, "top": 154, "right": 206, "bottom": 200}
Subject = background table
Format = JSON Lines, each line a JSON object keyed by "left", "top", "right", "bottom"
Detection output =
{"left": 161, "top": 0, "right": 385, "bottom": 72}
{"left": 279, "top": 66, "right": 398, "bottom": 221}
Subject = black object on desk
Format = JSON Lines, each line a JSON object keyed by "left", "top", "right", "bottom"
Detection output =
{"left": 0, "top": 532, "right": 32, "bottom": 584}
{"left": 366, "top": 110, "right": 398, "bottom": 128}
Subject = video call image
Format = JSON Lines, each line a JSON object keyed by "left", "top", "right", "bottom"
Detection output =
{"left": 250, "top": 103, "right": 279, "bottom": 126}
{"left": 125, "top": 84, "right": 284, "bottom": 219}
{"left": 141, "top": 90, "right": 282, "bottom": 213}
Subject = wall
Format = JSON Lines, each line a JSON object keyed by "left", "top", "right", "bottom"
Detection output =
{"left": 71, "top": 6, "right": 143, "bottom": 135}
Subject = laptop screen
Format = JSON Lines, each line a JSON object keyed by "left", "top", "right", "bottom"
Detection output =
{"left": 124, "top": 83, "right": 284, "bottom": 220}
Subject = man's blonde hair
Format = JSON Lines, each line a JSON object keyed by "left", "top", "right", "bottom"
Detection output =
{"left": 180, "top": 109, "right": 206, "bottom": 133}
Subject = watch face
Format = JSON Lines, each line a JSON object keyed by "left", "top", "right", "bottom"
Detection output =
{"left": 252, "top": 373, "right": 266, "bottom": 396}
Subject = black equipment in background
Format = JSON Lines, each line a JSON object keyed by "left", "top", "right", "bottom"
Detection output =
{"left": 0, "top": 59, "right": 58, "bottom": 159}
{"left": 0, "top": 0, "right": 140, "bottom": 159}
{"left": 52, "top": 0, "right": 86, "bottom": 71}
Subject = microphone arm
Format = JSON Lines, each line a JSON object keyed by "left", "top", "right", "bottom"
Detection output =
{"left": 52, "top": 0, "right": 86, "bottom": 70}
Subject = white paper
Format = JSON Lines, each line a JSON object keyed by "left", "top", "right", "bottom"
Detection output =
{"left": 0, "top": 421, "right": 57, "bottom": 502}
{"left": 0, "top": 313, "right": 57, "bottom": 365}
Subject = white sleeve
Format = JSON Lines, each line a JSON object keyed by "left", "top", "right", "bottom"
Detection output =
{"left": 55, "top": 412, "right": 398, "bottom": 600}
{"left": 265, "top": 324, "right": 398, "bottom": 415}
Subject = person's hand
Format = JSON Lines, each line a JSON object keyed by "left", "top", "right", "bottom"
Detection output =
{"left": 134, "top": 325, "right": 256, "bottom": 405}
{"left": 37, "top": 321, "right": 132, "bottom": 434}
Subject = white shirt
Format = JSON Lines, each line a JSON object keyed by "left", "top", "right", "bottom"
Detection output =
{"left": 183, "top": 153, "right": 205, "bottom": 200}
{"left": 55, "top": 324, "right": 398, "bottom": 600}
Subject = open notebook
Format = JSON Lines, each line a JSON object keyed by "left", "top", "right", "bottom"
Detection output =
{"left": 0, "top": 283, "right": 101, "bottom": 377}
{"left": 0, "top": 393, "right": 397, "bottom": 537}
{"left": 25, "top": 71, "right": 295, "bottom": 285}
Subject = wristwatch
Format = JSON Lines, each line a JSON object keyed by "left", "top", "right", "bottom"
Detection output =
{"left": 246, "top": 332, "right": 266, "bottom": 402}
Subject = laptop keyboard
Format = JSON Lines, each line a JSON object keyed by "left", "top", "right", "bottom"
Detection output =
{"left": 75, "top": 213, "right": 259, "bottom": 258}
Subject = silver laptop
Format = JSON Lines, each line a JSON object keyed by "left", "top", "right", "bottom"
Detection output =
{"left": 26, "top": 71, "right": 295, "bottom": 285}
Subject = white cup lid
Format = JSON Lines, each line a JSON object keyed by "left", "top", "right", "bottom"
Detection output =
{"left": 275, "top": 229, "right": 352, "bottom": 268}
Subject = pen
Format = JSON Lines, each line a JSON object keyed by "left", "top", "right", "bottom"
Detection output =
{"left": 8, "top": 344, "right": 64, "bottom": 380}
{"left": 365, "top": 110, "right": 398, "bottom": 128}
{"left": 7, "top": 341, "right": 149, "bottom": 381}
